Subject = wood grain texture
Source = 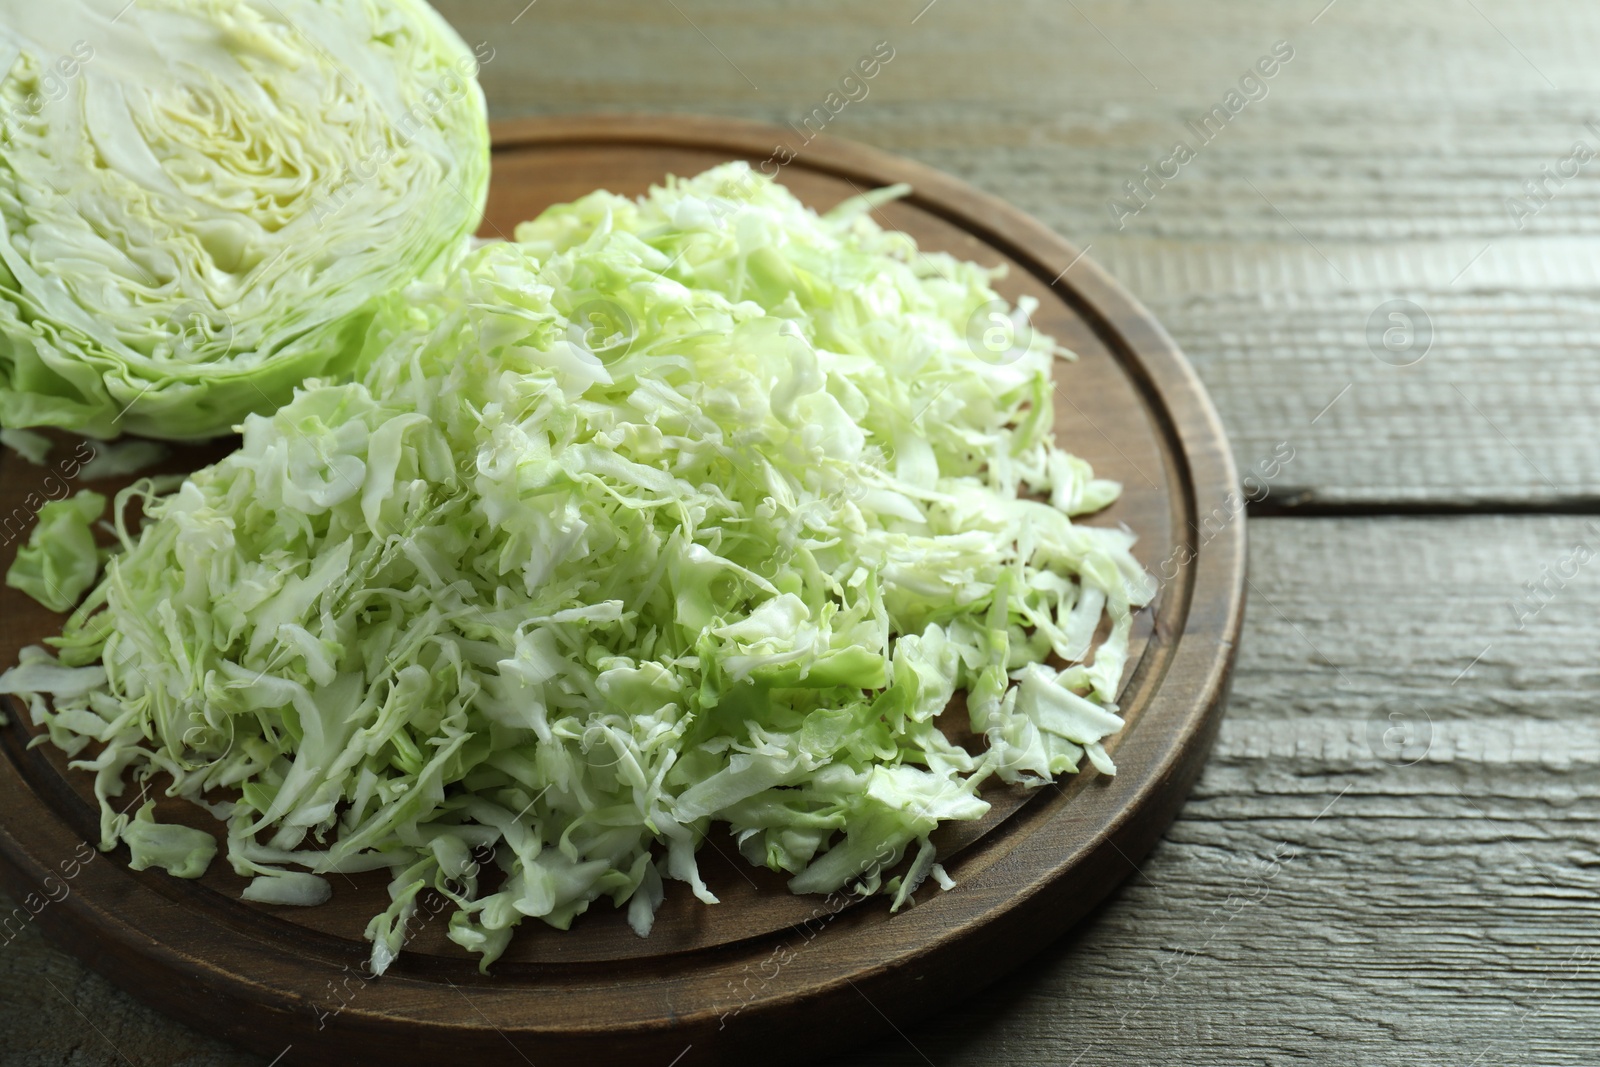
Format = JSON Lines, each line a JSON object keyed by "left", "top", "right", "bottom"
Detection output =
{"left": 428, "top": 0, "right": 1600, "bottom": 506}
{"left": 830, "top": 514, "right": 1600, "bottom": 1067}
{"left": 0, "top": 120, "right": 1243, "bottom": 1065}
{"left": 5, "top": 1, "right": 1596, "bottom": 1064}
{"left": 10, "top": 516, "right": 1599, "bottom": 1065}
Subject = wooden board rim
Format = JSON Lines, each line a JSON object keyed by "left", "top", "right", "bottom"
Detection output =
{"left": 0, "top": 114, "right": 1246, "bottom": 1064}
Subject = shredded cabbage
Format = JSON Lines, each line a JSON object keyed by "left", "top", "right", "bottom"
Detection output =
{"left": 0, "top": 0, "right": 490, "bottom": 440}
{"left": 1, "top": 427, "right": 50, "bottom": 465}
{"left": 123, "top": 801, "right": 218, "bottom": 879}
{"left": 77, "top": 439, "right": 170, "bottom": 481}
{"left": 1, "top": 165, "right": 1155, "bottom": 973}
{"left": 5, "top": 488, "right": 104, "bottom": 611}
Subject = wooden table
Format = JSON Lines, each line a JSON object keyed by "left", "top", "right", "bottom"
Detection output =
{"left": 7, "top": 2, "right": 1596, "bottom": 1063}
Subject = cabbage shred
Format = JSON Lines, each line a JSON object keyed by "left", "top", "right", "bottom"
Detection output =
{"left": 0, "top": 165, "right": 1155, "bottom": 973}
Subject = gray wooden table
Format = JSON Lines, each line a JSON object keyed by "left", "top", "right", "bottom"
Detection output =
{"left": 7, "top": 1, "right": 1597, "bottom": 1063}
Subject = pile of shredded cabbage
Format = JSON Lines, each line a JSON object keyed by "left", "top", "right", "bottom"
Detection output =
{"left": 0, "top": 164, "right": 1154, "bottom": 974}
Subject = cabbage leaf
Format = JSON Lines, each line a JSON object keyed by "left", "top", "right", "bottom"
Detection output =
{"left": 5, "top": 488, "right": 104, "bottom": 611}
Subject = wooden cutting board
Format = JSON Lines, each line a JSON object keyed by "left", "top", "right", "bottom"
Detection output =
{"left": 0, "top": 115, "right": 1244, "bottom": 1066}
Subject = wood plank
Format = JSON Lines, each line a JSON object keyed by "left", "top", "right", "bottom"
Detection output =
{"left": 830, "top": 514, "right": 1600, "bottom": 1065}
{"left": 7, "top": 514, "right": 1598, "bottom": 1064}
{"left": 431, "top": 0, "right": 1600, "bottom": 505}
{"left": 7, "top": 1, "right": 1599, "bottom": 1063}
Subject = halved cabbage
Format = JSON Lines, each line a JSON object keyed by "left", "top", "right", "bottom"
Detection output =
{"left": 0, "top": 0, "right": 490, "bottom": 440}
{"left": 1, "top": 165, "right": 1155, "bottom": 973}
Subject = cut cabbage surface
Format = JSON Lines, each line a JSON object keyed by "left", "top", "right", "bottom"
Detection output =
{"left": 0, "top": 165, "right": 1155, "bottom": 973}
{"left": 0, "top": 0, "right": 490, "bottom": 440}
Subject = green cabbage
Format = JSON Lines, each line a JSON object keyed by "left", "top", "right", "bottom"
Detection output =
{"left": 123, "top": 800, "right": 217, "bottom": 879}
{"left": 0, "top": 0, "right": 490, "bottom": 440}
{"left": 77, "top": 438, "right": 169, "bottom": 480}
{"left": 5, "top": 488, "right": 104, "bottom": 611}
{"left": 0, "top": 165, "right": 1155, "bottom": 973}
{"left": 0, "top": 427, "right": 49, "bottom": 464}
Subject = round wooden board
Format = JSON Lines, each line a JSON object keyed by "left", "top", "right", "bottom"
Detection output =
{"left": 0, "top": 115, "right": 1244, "bottom": 1065}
